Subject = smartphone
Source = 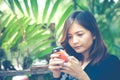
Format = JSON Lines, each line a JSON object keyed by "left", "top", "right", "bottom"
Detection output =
{"left": 52, "top": 46, "right": 68, "bottom": 62}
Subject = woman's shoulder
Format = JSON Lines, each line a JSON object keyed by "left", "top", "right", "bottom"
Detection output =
{"left": 99, "top": 54, "right": 120, "bottom": 68}
{"left": 104, "top": 54, "right": 120, "bottom": 63}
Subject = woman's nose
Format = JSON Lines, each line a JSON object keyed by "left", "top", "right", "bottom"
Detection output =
{"left": 72, "top": 37, "right": 79, "bottom": 44}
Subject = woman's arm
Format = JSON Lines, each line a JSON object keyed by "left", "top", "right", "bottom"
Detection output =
{"left": 76, "top": 71, "right": 90, "bottom": 80}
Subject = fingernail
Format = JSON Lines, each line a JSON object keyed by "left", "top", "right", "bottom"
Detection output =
{"left": 63, "top": 63, "right": 67, "bottom": 67}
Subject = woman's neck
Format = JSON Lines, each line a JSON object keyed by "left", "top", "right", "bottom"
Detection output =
{"left": 82, "top": 51, "right": 90, "bottom": 61}
{"left": 81, "top": 58, "right": 91, "bottom": 69}
{"left": 81, "top": 51, "right": 91, "bottom": 69}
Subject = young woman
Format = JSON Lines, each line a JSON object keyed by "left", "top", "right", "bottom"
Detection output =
{"left": 48, "top": 11, "right": 120, "bottom": 80}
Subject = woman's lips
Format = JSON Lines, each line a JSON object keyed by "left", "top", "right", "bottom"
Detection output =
{"left": 73, "top": 46, "right": 81, "bottom": 50}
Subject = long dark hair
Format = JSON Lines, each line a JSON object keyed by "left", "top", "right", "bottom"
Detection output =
{"left": 60, "top": 11, "right": 108, "bottom": 65}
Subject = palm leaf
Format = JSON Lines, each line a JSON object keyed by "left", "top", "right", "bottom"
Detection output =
{"left": 1, "top": 16, "right": 17, "bottom": 42}
{"left": 10, "top": 33, "right": 22, "bottom": 52}
{"left": 0, "top": 15, "right": 11, "bottom": 29}
{"left": 23, "top": 0, "right": 30, "bottom": 16}
{"left": 33, "top": 46, "right": 53, "bottom": 59}
{"left": 47, "top": 0, "right": 61, "bottom": 27}
{"left": 14, "top": 0, "right": 24, "bottom": 14}
{"left": 27, "top": 34, "right": 51, "bottom": 44}
{"left": 42, "top": 0, "right": 51, "bottom": 23}
{"left": 6, "top": 0, "right": 15, "bottom": 13}
{"left": 55, "top": 5, "right": 73, "bottom": 39}
{"left": 30, "top": 0, "right": 38, "bottom": 20}
{"left": 31, "top": 39, "right": 54, "bottom": 55}
{"left": 75, "top": 0, "right": 89, "bottom": 10}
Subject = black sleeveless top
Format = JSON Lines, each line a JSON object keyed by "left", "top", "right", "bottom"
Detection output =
{"left": 53, "top": 55, "right": 120, "bottom": 80}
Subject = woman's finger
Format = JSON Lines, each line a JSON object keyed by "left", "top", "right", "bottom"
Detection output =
{"left": 50, "top": 53, "right": 60, "bottom": 59}
{"left": 68, "top": 56, "right": 79, "bottom": 62}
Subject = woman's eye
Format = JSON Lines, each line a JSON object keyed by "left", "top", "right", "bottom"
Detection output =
{"left": 68, "top": 35, "right": 72, "bottom": 39}
{"left": 78, "top": 34, "right": 83, "bottom": 37}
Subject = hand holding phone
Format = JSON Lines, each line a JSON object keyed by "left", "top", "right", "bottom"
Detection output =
{"left": 52, "top": 47, "right": 69, "bottom": 62}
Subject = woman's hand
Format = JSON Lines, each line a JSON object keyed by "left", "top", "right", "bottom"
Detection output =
{"left": 61, "top": 56, "right": 90, "bottom": 80}
{"left": 48, "top": 53, "right": 65, "bottom": 78}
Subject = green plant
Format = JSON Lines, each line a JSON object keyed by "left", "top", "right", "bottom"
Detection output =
{"left": 0, "top": 0, "right": 74, "bottom": 66}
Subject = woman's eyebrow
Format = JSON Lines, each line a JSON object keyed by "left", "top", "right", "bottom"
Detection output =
{"left": 68, "top": 31, "right": 83, "bottom": 35}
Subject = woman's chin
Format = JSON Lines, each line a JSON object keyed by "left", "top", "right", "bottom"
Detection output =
{"left": 74, "top": 49, "right": 83, "bottom": 53}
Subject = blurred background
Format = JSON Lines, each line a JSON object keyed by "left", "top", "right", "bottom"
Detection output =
{"left": 0, "top": 0, "right": 120, "bottom": 80}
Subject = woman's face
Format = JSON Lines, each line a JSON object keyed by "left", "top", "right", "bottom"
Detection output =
{"left": 68, "top": 22, "right": 95, "bottom": 55}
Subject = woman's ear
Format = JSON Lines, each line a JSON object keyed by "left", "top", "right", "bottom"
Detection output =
{"left": 92, "top": 33, "right": 96, "bottom": 40}
{"left": 93, "top": 36, "right": 96, "bottom": 40}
